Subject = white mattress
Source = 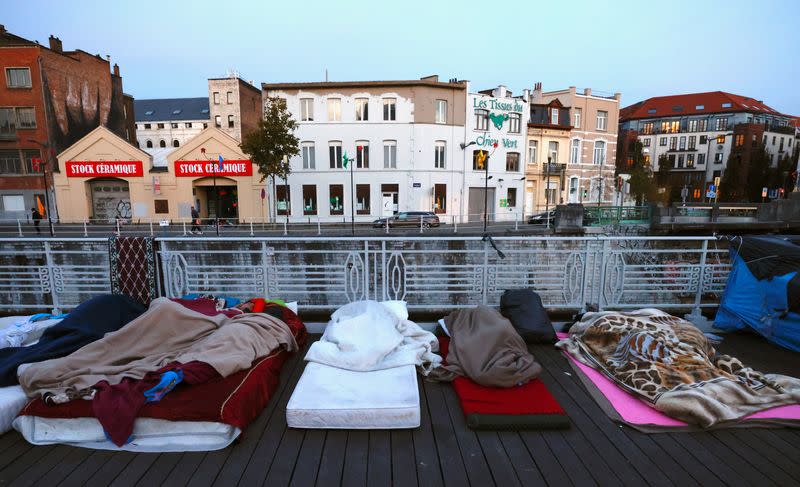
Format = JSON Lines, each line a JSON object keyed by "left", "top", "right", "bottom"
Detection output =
{"left": 13, "top": 416, "right": 240, "bottom": 452}
{"left": 0, "top": 386, "right": 30, "bottom": 434}
{"left": 286, "top": 362, "right": 420, "bottom": 429}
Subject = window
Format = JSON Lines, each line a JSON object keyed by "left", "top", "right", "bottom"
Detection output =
{"left": 593, "top": 141, "right": 606, "bottom": 165}
{"left": 159, "top": 140, "right": 166, "bottom": 148}
{"left": 772, "top": 135, "right": 776, "bottom": 145}
{"left": 144, "top": 123, "right": 152, "bottom": 129}
{"left": 435, "top": 100, "right": 447, "bottom": 124}
{"left": 569, "top": 177, "right": 579, "bottom": 200}
{"left": 301, "top": 142, "right": 315, "bottom": 169}
{"left": 6, "top": 68, "right": 31, "bottom": 88}
{"left": 434, "top": 184, "right": 447, "bottom": 213}
{"left": 506, "top": 152, "right": 520, "bottom": 171}
{"left": 356, "top": 141, "right": 369, "bottom": 168}
{"left": 154, "top": 200, "right": 169, "bottom": 214}
{"left": 228, "top": 115, "right": 234, "bottom": 128}
{"left": 715, "top": 117, "right": 728, "bottom": 130}
{"left": 688, "top": 136, "right": 696, "bottom": 149}
{"left": 0, "top": 150, "right": 25, "bottom": 174}
{"left": 698, "top": 153, "right": 706, "bottom": 165}
{"left": 171, "top": 123, "right": 178, "bottom": 129}
{"left": 15, "top": 108, "right": 35, "bottom": 128}
{"left": 779, "top": 138, "right": 785, "bottom": 152}
{"left": 506, "top": 187, "right": 517, "bottom": 207}
{"left": 302, "top": 185, "right": 317, "bottom": 215}
{"left": 527, "top": 140, "right": 537, "bottom": 164}
{"left": 735, "top": 134, "right": 745, "bottom": 147}
{"left": 185, "top": 122, "right": 192, "bottom": 128}
{"left": 2, "top": 195, "right": 25, "bottom": 212}
{"left": 687, "top": 154, "right": 695, "bottom": 167}
{"left": 669, "top": 137, "right": 677, "bottom": 150}
{"left": 383, "top": 98, "right": 396, "bottom": 121}
{"left": 300, "top": 98, "right": 314, "bottom": 121}
{"left": 596, "top": 110, "right": 608, "bottom": 130}
{"left": 213, "top": 92, "right": 220, "bottom": 104}
{"left": 434, "top": 141, "right": 446, "bottom": 169}
{"left": 570, "top": 139, "right": 580, "bottom": 164}
{"left": 508, "top": 113, "right": 521, "bottom": 133}
{"left": 327, "top": 98, "right": 341, "bottom": 121}
{"left": 699, "top": 135, "right": 708, "bottom": 144}
{"left": 698, "top": 119, "right": 707, "bottom": 131}
{"left": 214, "top": 115, "right": 221, "bottom": 128}
{"left": 356, "top": 184, "right": 370, "bottom": 214}
{"left": 659, "top": 137, "right": 667, "bottom": 146}
{"left": 550, "top": 108, "right": 559, "bottom": 125}
{"left": 276, "top": 185, "right": 291, "bottom": 215}
{"left": 721, "top": 102, "right": 732, "bottom": 108}
{"left": 355, "top": 98, "right": 369, "bottom": 121}
{"left": 545, "top": 181, "right": 558, "bottom": 205}
{"left": 329, "top": 184, "right": 344, "bottom": 215}
{"left": 688, "top": 120, "right": 698, "bottom": 132}
{"left": 679, "top": 136, "right": 686, "bottom": 150}
{"left": 157, "top": 123, "right": 165, "bottom": 129}
{"left": 473, "top": 149, "right": 487, "bottom": 170}
{"left": 661, "top": 120, "right": 680, "bottom": 133}
{"left": 548, "top": 141, "right": 559, "bottom": 163}
{"left": 475, "top": 109, "right": 489, "bottom": 131}
{"left": 573, "top": 108, "right": 582, "bottom": 129}
{"left": 172, "top": 139, "right": 180, "bottom": 148}
{"left": 714, "top": 153, "right": 723, "bottom": 163}
{"left": 203, "top": 123, "right": 208, "bottom": 128}
{"left": 146, "top": 140, "right": 153, "bottom": 148}
{"left": 716, "top": 135, "right": 726, "bottom": 144}
{"left": 641, "top": 122, "right": 653, "bottom": 135}
{"left": 677, "top": 155, "right": 684, "bottom": 168}
{"left": 328, "top": 141, "right": 342, "bottom": 168}
{"left": 383, "top": 140, "right": 397, "bottom": 168}
{"left": 0, "top": 108, "right": 16, "bottom": 137}
{"left": 667, "top": 154, "right": 676, "bottom": 167}
{"left": 226, "top": 91, "right": 233, "bottom": 104}
{"left": 642, "top": 138, "right": 651, "bottom": 147}
{"left": 696, "top": 105, "right": 705, "bottom": 110}
{"left": 22, "top": 150, "right": 39, "bottom": 173}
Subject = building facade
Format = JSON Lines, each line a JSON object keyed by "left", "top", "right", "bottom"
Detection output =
{"left": 0, "top": 26, "right": 134, "bottom": 220}
{"left": 525, "top": 92, "right": 571, "bottom": 215}
{"left": 134, "top": 97, "right": 209, "bottom": 167}
{"left": 208, "top": 76, "right": 261, "bottom": 142}
{"left": 619, "top": 91, "right": 794, "bottom": 202}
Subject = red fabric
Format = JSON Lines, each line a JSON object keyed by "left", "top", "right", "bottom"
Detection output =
{"left": 439, "top": 337, "right": 565, "bottom": 416}
{"left": 251, "top": 298, "right": 266, "bottom": 313}
{"left": 20, "top": 303, "right": 307, "bottom": 439}
{"left": 170, "top": 298, "right": 242, "bottom": 318}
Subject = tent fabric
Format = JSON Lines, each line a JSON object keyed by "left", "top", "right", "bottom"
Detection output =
{"left": 715, "top": 236, "right": 800, "bottom": 352}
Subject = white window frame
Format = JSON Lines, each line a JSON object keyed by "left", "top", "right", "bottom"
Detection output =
{"left": 527, "top": 140, "right": 537, "bottom": 165}
{"left": 383, "top": 140, "right": 397, "bottom": 168}
{"left": 475, "top": 109, "right": 489, "bottom": 131}
{"left": 2, "top": 194, "right": 25, "bottom": 212}
{"left": 570, "top": 139, "right": 580, "bottom": 164}
{"left": 300, "top": 98, "right": 314, "bottom": 121}
{"left": 356, "top": 140, "right": 369, "bottom": 168}
{"left": 15, "top": 107, "right": 36, "bottom": 129}
{"left": 596, "top": 110, "right": 608, "bottom": 131}
{"left": 434, "top": 141, "right": 446, "bottom": 169}
{"left": 435, "top": 100, "right": 447, "bottom": 124}
{"left": 301, "top": 142, "right": 315, "bottom": 169}
{"left": 329, "top": 141, "right": 342, "bottom": 169}
{"left": 327, "top": 98, "right": 341, "bottom": 121}
{"left": 214, "top": 115, "right": 221, "bottom": 127}
{"left": 508, "top": 113, "right": 521, "bottom": 133}
{"left": 550, "top": 108, "right": 559, "bottom": 125}
{"left": 593, "top": 140, "right": 606, "bottom": 165}
{"left": 383, "top": 98, "right": 396, "bottom": 121}
{"left": 573, "top": 108, "right": 581, "bottom": 128}
{"left": 548, "top": 141, "right": 558, "bottom": 163}
{"left": 355, "top": 98, "right": 369, "bottom": 121}
{"left": 5, "top": 67, "right": 32, "bottom": 88}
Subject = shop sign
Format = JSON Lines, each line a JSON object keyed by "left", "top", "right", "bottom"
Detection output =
{"left": 174, "top": 160, "right": 253, "bottom": 177}
{"left": 473, "top": 98, "right": 524, "bottom": 113}
{"left": 475, "top": 134, "right": 518, "bottom": 149}
{"left": 65, "top": 160, "right": 143, "bottom": 177}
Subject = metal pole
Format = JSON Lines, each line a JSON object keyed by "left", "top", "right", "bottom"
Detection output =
{"left": 483, "top": 153, "right": 489, "bottom": 233}
{"left": 544, "top": 160, "right": 550, "bottom": 229}
{"left": 453, "top": 214, "right": 457, "bottom": 233}
{"left": 419, "top": 214, "right": 423, "bottom": 234}
{"left": 317, "top": 216, "right": 321, "bottom": 235}
{"left": 283, "top": 218, "right": 287, "bottom": 235}
{"left": 182, "top": 220, "right": 187, "bottom": 236}
{"left": 350, "top": 157, "right": 355, "bottom": 235}
{"left": 213, "top": 163, "right": 219, "bottom": 237}
{"left": 17, "top": 219, "right": 22, "bottom": 237}
{"left": 149, "top": 219, "right": 154, "bottom": 236}
{"left": 250, "top": 221, "right": 254, "bottom": 236}
{"left": 83, "top": 220, "right": 88, "bottom": 237}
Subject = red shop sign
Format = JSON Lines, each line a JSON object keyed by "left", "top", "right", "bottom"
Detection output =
{"left": 174, "top": 160, "right": 253, "bottom": 177}
{"left": 65, "top": 161, "right": 143, "bottom": 177}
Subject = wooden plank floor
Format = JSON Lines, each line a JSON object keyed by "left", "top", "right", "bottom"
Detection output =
{"left": 0, "top": 331, "right": 798, "bottom": 486}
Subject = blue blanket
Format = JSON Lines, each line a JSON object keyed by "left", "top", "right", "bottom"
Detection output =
{"left": 0, "top": 294, "right": 145, "bottom": 386}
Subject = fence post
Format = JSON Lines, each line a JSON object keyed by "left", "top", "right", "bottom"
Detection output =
{"left": 115, "top": 219, "right": 121, "bottom": 236}
{"left": 83, "top": 220, "right": 88, "bottom": 238}
{"left": 43, "top": 241, "right": 61, "bottom": 315}
{"left": 515, "top": 211, "right": 519, "bottom": 231}
{"left": 453, "top": 215, "right": 457, "bottom": 233}
{"left": 385, "top": 216, "right": 389, "bottom": 234}
{"left": 250, "top": 221, "right": 254, "bottom": 237}
{"left": 481, "top": 237, "right": 489, "bottom": 305}
{"left": 419, "top": 215, "right": 423, "bottom": 234}
{"left": 685, "top": 239, "right": 711, "bottom": 327}
{"left": 182, "top": 220, "right": 187, "bottom": 236}
{"left": 317, "top": 216, "right": 321, "bottom": 235}
{"left": 283, "top": 219, "right": 287, "bottom": 236}
{"left": 149, "top": 220, "right": 154, "bottom": 237}
{"left": 17, "top": 219, "right": 22, "bottom": 237}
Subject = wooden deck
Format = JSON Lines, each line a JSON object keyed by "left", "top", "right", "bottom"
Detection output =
{"left": 0, "top": 331, "right": 798, "bottom": 486}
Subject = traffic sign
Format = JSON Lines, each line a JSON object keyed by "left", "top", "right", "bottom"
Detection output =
{"left": 762, "top": 187, "right": 768, "bottom": 198}
{"left": 706, "top": 191, "right": 716, "bottom": 199}
{"left": 708, "top": 184, "right": 716, "bottom": 192}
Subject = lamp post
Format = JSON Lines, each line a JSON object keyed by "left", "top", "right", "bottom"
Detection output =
{"left": 26, "top": 139, "right": 54, "bottom": 236}
{"left": 544, "top": 157, "right": 551, "bottom": 229}
{"left": 200, "top": 147, "right": 219, "bottom": 236}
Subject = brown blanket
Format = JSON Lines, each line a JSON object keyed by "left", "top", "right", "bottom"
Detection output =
{"left": 557, "top": 309, "right": 800, "bottom": 428}
{"left": 429, "top": 306, "right": 542, "bottom": 387}
{"left": 19, "top": 297, "right": 298, "bottom": 400}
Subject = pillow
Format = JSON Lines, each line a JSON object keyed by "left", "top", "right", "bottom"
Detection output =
{"left": 380, "top": 300, "right": 408, "bottom": 321}
{"left": 500, "top": 289, "right": 555, "bottom": 344}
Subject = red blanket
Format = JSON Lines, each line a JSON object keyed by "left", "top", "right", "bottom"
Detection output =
{"left": 20, "top": 302, "right": 307, "bottom": 437}
{"left": 439, "top": 337, "right": 569, "bottom": 429}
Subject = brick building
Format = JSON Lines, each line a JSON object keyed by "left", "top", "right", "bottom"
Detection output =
{"left": 0, "top": 26, "right": 134, "bottom": 220}
{"left": 208, "top": 76, "right": 261, "bottom": 142}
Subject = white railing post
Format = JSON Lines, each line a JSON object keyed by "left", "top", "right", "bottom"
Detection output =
{"left": 83, "top": 220, "right": 88, "bottom": 237}
{"left": 149, "top": 220, "right": 154, "bottom": 237}
{"left": 385, "top": 217, "right": 389, "bottom": 234}
{"left": 182, "top": 220, "right": 187, "bottom": 236}
{"left": 250, "top": 221, "right": 254, "bottom": 237}
{"left": 453, "top": 215, "right": 457, "bottom": 233}
{"left": 283, "top": 219, "right": 287, "bottom": 236}
{"left": 515, "top": 211, "right": 519, "bottom": 231}
{"left": 17, "top": 219, "right": 22, "bottom": 237}
{"left": 317, "top": 216, "right": 321, "bottom": 235}
{"left": 419, "top": 215, "right": 423, "bottom": 234}
{"left": 115, "top": 219, "right": 121, "bottom": 236}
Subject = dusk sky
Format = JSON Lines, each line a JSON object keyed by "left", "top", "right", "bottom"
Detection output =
{"left": 5, "top": 0, "right": 800, "bottom": 115}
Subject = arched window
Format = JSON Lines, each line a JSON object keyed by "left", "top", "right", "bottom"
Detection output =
{"left": 593, "top": 140, "right": 606, "bottom": 165}
{"left": 173, "top": 139, "right": 180, "bottom": 148}
{"left": 146, "top": 140, "right": 153, "bottom": 148}
{"left": 159, "top": 140, "right": 166, "bottom": 148}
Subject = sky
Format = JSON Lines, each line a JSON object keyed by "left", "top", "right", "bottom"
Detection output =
{"left": 5, "top": 0, "right": 800, "bottom": 115}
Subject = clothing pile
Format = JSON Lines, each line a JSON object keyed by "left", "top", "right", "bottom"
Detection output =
{"left": 10, "top": 294, "right": 306, "bottom": 452}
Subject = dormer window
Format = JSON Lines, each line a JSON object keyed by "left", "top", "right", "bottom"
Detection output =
{"left": 721, "top": 102, "right": 732, "bottom": 108}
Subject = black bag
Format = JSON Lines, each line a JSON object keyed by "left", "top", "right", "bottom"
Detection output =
{"left": 500, "top": 289, "right": 555, "bottom": 344}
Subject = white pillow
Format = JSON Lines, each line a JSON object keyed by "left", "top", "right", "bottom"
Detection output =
{"left": 380, "top": 300, "right": 408, "bottom": 321}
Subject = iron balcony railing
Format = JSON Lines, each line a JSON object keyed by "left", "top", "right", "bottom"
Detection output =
{"left": 0, "top": 236, "right": 730, "bottom": 318}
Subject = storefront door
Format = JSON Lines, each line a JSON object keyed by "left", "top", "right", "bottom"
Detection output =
{"left": 89, "top": 179, "right": 131, "bottom": 222}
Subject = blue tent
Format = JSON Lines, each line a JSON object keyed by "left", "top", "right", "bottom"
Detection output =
{"left": 715, "top": 235, "right": 800, "bottom": 352}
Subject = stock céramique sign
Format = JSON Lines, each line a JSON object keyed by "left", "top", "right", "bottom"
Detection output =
{"left": 65, "top": 161, "right": 144, "bottom": 177}
{"left": 174, "top": 160, "right": 253, "bottom": 177}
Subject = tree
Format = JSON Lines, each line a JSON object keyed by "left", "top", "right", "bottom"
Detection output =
{"left": 745, "top": 146, "right": 771, "bottom": 201}
{"left": 655, "top": 154, "right": 673, "bottom": 204}
{"left": 719, "top": 153, "right": 746, "bottom": 201}
{"left": 621, "top": 140, "right": 656, "bottom": 205}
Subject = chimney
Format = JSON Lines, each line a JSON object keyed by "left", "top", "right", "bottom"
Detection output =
{"left": 532, "top": 82, "right": 543, "bottom": 101}
{"left": 113, "top": 63, "right": 120, "bottom": 77}
{"left": 420, "top": 74, "right": 439, "bottom": 82}
{"left": 0, "top": 25, "right": 6, "bottom": 34}
{"left": 522, "top": 89, "right": 531, "bottom": 103}
{"left": 494, "top": 85, "right": 507, "bottom": 98}
{"left": 614, "top": 92, "right": 622, "bottom": 101}
{"left": 48, "top": 35, "right": 62, "bottom": 53}
{"left": 584, "top": 88, "right": 592, "bottom": 96}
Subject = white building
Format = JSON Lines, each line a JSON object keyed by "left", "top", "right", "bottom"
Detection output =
{"left": 134, "top": 97, "right": 209, "bottom": 167}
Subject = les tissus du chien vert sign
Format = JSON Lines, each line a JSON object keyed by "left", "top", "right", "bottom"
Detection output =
{"left": 473, "top": 98, "right": 524, "bottom": 149}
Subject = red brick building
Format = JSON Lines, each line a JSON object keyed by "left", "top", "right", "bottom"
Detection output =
{"left": 0, "top": 25, "right": 135, "bottom": 220}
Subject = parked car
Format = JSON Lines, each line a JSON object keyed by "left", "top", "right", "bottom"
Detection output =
{"left": 373, "top": 211, "right": 441, "bottom": 228}
{"left": 527, "top": 210, "right": 555, "bottom": 225}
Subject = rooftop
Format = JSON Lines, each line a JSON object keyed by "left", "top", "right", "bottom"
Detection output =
{"left": 134, "top": 98, "right": 210, "bottom": 122}
{"left": 621, "top": 91, "right": 789, "bottom": 121}
{"left": 0, "top": 331, "right": 796, "bottom": 486}
{"left": 262, "top": 75, "right": 467, "bottom": 91}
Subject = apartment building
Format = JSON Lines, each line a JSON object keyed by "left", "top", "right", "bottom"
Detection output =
{"left": 619, "top": 91, "right": 794, "bottom": 201}
{"left": 208, "top": 76, "right": 261, "bottom": 142}
{"left": 134, "top": 97, "right": 209, "bottom": 166}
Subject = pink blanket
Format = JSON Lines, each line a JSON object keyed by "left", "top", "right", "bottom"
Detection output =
{"left": 556, "top": 333, "right": 800, "bottom": 428}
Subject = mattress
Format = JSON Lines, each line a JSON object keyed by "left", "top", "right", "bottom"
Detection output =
{"left": 13, "top": 416, "right": 240, "bottom": 452}
{"left": 0, "top": 386, "right": 29, "bottom": 434}
{"left": 286, "top": 362, "right": 420, "bottom": 429}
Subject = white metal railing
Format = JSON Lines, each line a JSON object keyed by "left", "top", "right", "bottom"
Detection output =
{"left": 0, "top": 236, "right": 730, "bottom": 315}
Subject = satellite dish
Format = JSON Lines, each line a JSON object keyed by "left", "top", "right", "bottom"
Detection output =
{"left": 717, "top": 145, "right": 724, "bottom": 150}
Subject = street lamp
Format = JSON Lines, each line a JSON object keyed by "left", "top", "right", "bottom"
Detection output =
{"left": 200, "top": 147, "right": 220, "bottom": 236}
{"left": 26, "top": 139, "right": 54, "bottom": 236}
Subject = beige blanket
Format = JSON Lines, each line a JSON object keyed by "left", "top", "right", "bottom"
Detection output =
{"left": 20, "top": 297, "right": 298, "bottom": 399}
{"left": 430, "top": 306, "right": 542, "bottom": 387}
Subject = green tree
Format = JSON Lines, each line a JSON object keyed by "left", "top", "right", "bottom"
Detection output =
{"left": 621, "top": 140, "right": 655, "bottom": 205}
{"left": 745, "top": 146, "right": 771, "bottom": 201}
{"left": 720, "top": 153, "right": 746, "bottom": 201}
{"left": 655, "top": 154, "right": 673, "bottom": 204}
{"left": 240, "top": 97, "right": 299, "bottom": 184}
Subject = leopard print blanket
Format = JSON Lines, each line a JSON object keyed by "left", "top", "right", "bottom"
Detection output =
{"left": 557, "top": 309, "right": 800, "bottom": 428}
